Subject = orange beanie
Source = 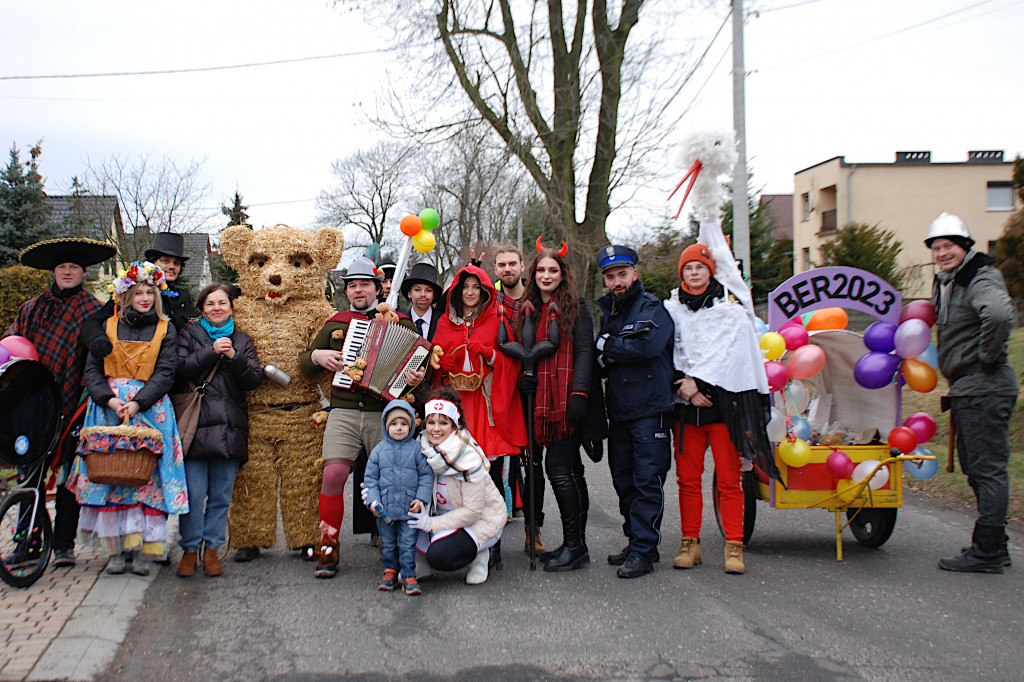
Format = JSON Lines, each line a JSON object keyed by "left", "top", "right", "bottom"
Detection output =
{"left": 678, "top": 244, "right": 716, "bottom": 280}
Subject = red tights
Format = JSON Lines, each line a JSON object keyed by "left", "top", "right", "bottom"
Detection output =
{"left": 319, "top": 460, "right": 352, "bottom": 541}
{"left": 675, "top": 422, "right": 744, "bottom": 543}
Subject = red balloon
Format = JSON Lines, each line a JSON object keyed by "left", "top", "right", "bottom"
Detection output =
{"left": 778, "top": 324, "right": 809, "bottom": 351}
{"left": 764, "top": 361, "right": 789, "bottom": 392}
{"left": 826, "top": 450, "right": 855, "bottom": 479}
{"left": 899, "top": 300, "right": 937, "bottom": 328}
{"left": 0, "top": 335, "right": 39, "bottom": 361}
{"left": 888, "top": 426, "right": 918, "bottom": 454}
{"left": 903, "top": 412, "right": 937, "bottom": 443}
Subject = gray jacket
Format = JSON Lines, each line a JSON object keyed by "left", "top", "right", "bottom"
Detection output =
{"left": 931, "top": 252, "right": 1019, "bottom": 398}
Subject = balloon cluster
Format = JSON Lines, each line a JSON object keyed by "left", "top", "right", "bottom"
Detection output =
{"left": 758, "top": 308, "right": 848, "bottom": 468}
{"left": 399, "top": 208, "right": 441, "bottom": 253}
{"left": 854, "top": 301, "right": 937, "bottom": 392}
{"left": 0, "top": 335, "right": 39, "bottom": 363}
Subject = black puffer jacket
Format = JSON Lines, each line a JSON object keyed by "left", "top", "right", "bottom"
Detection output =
{"left": 173, "top": 321, "right": 263, "bottom": 463}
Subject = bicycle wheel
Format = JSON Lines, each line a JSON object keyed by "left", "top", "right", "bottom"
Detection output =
{"left": 0, "top": 488, "right": 53, "bottom": 587}
{"left": 712, "top": 470, "right": 757, "bottom": 545}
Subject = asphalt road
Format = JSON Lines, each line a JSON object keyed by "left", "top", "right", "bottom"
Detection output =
{"left": 99, "top": 460, "right": 1022, "bottom": 681}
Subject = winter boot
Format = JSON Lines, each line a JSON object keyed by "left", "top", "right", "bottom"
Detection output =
{"left": 724, "top": 541, "right": 746, "bottom": 574}
{"left": 673, "top": 536, "right": 702, "bottom": 569}
{"left": 130, "top": 551, "right": 151, "bottom": 576}
{"left": 203, "top": 548, "right": 223, "bottom": 577}
{"left": 544, "top": 468, "right": 590, "bottom": 572}
{"left": 176, "top": 551, "right": 198, "bottom": 577}
{"left": 939, "top": 523, "right": 1005, "bottom": 573}
{"left": 524, "top": 525, "right": 547, "bottom": 554}
{"left": 466, "top": 549, "right": 490, "bottom": 585}
{"left": 488, "top": 540, "right": 503, "bottom": 571}
{"left": 106, "top": 553, "right": 127, "bottom": 575}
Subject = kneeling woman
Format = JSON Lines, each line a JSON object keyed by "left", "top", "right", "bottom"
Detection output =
{"left": 70, "top": 262, "right": 188, "bottom": 575}
{"left": 409, "top": 389, "right": 507, "bottom": 585}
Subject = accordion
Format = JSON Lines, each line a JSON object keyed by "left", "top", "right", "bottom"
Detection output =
{"left": 332, "top": 318, "right": 433, "bottom": 401}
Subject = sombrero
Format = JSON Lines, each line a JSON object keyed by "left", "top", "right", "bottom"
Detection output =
{"left": 19, "top": 238, "right": 117, "bottom": 271}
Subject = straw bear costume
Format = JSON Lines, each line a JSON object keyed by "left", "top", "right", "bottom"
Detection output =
{"left": 219, "top": 224, "right": 344, "bottom": 550}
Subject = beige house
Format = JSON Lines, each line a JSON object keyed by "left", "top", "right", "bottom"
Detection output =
{"left": 793, "top": 150, "right": 1017, "bottom": 297}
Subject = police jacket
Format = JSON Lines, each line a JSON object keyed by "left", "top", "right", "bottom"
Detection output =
{"left": 595, "top": 280, "right": 675, "bottom": 421}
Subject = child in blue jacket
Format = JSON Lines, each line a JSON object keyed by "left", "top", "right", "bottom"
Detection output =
{"left": 363, "top": 399, "right": 434, "bottom": 595}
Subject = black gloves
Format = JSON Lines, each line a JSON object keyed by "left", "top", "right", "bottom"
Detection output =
{"left": 519, "top": 374, "right": 538, "bottom": 394}
{"left": 567, "top": 394, "right": 587, "bottom": 432}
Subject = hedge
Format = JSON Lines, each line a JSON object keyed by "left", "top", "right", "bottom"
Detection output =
{"left": 0, "top": 265, "right": 53, "bottom": 333}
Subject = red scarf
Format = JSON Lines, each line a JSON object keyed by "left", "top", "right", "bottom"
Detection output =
{"left": 534, "top": 301, "right": 574, "bottom": 445}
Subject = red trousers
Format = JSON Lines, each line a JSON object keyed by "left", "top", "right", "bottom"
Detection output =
{"left": 675, "top": 421, "right": 744, "bottom": 543}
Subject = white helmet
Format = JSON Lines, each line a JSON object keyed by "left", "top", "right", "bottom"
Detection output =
{"left": 925, "top": 212, "right": 974, "bottom": 248}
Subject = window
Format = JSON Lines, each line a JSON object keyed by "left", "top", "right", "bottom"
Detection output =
{"left": 802, "top": 247, "right": 811, "bottom": 272}
{"left": 802, "top": 193, "right": 811, "bottom": 221}
{"left": 987, "top": 181, "right": 1014, "bottom": 211}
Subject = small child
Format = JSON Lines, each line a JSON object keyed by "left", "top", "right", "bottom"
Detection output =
{"left": 363, "top": 399, "right": 434, "bottom": 595}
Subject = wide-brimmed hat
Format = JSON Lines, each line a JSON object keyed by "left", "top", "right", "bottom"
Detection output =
{"left": 144, "top": 232, "right": 190, "bottom": 262}
{"left": 19, "top": 238, "right": 117, "bottom": 271}
{"left": 400, "top": 262, "right": 442, "bottom": 301}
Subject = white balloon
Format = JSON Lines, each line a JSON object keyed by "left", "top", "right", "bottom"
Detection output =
{"left": 766, "top": 414, "right": 787, "bottom": 442}
{"left": 851, "top": 460, "right": 890, "bottom": 490}
{"left": 784, "top": 381, "right": 810, "bottom": 416}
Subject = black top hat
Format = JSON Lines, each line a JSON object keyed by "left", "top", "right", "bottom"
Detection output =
{"left": 19, "top": 238, "right": 117, "bottom": 271}
{"left": 379, "top": 257, "right": 397, "bottom": 279}
{"left": 144, "top": 232, "right": 190, "bottom": 262}
{"left": 400, "top": 261, "right": 442, "bottom": 301}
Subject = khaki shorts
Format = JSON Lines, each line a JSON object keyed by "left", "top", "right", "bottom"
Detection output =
{"left": 321, "top": 408, "right": 384, "bottom": 462}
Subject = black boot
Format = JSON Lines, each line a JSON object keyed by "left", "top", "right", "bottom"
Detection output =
{"left": 939, "top": 523, "right": 1006, "bottom": 573}
{"left": 488, "top": 540, "right": 503, "bottom": 571}
{"left": 544, "top": 467, "right": 589, "bottom": 572}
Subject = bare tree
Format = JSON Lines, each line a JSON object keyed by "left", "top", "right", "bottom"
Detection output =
{"left": 83, "top": 153, "right": 214, "bottom": 262}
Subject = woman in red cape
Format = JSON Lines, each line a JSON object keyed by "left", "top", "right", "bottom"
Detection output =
{"left": 431, "top": 264, "right": 527, "bottom": 460}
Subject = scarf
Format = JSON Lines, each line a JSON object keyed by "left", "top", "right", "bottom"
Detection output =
{"left": 199, "top": 316, "right": 235, "bottom": 340}
{"left": 677, "top": 279, "right": 724, "bottom": 312}
{"left": 419, "top": 429, "right": 490, "bottom": 483}
{"left": 534, "top": 300, "right": 574, "bottom": 445}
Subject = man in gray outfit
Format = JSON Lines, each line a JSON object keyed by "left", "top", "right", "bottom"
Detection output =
{"left": 927, "top": 212, "right": 1018, "bottom": 573}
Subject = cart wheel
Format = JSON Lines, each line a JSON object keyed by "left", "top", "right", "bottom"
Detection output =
{"left": 712, "top": 470, "right": 757, "bottom": 544}
{"left": 846, "top": 508, "right": 897, "bottom": 548}
{"left": 0, "top": 489, "right": 53, "bottom": 588}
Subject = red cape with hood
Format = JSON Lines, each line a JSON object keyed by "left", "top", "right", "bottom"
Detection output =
{"left": 431, "top": 264, "right": 527, "bottom": 456}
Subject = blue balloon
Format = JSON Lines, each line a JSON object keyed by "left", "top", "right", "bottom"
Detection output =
{"left": 791, "top": 416, "right": 812, "bottom": 441}
{"left": 916, "top": 343, "right": 938, "bottom": 371}
{"left": 863, "top": 321, "right": 897, "bottom": 353}
{"left": 753, "top": 317, "right": 769, "bottom": 337}
{"left": 904, "top": 446, "right": 938, "bottom": 479}
{"left": 854, "top": 351, "right": 901, "bottom": 389}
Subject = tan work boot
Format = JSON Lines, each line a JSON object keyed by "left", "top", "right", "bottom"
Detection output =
{"left": 524, "top": 525, "right": 547, "bottom": 554}
{"left": 673, "top": 536, "right": 702, "bottom": 569}
{"left": 203, "top": 548, "right": 223, "bottom": 577}
{"left": 724, "top": 541, "right": 746, "bottom": 574}
{"left": 176, "top": 551, "right": 198, "bottom": 578}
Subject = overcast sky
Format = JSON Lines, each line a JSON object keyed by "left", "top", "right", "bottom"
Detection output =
{"left": 2, "top": 0, "right": 1022, "bottom": 242}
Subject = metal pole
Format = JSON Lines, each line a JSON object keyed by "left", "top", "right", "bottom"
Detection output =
{"left": 732, "top": 0, "right": 751, "bottom": 280}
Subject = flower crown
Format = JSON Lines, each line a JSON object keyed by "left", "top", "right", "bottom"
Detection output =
{"left": 109, "top": 261, "right": 169, "bottom": 296}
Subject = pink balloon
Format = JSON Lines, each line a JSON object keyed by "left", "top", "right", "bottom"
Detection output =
{"left": 899, "top": 300, "right": 937, "bottom": 328}
{"left": 778, "top": 324, "right": 810, "bottom": 351}
{"left": 0, "top": 335, "right": 38, "bottom": 361}
{"left": 764, "top": 360, "right": 789, "bottom": 392}
{"left": 787, "top": 344, "right": 826, "bottom": 380}
{"left": 903, "top": 412, "right": 937, "bottom": 443}
{"left": 826, "top": 450, "right": 855, "bottom": 479}
{"left": 893, "top": 319, "right": 931, "bottom": 359}
{"left": 0, "top": 345, "right": 9, "bottom": 364}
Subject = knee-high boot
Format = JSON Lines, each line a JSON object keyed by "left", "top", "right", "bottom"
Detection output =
{"left": 544, "top": 467, "right": 590, "bottom": 572}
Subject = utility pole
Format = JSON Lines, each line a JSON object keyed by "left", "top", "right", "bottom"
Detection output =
{"left": 732, "top": 0, "right": 751, "bottom": 279}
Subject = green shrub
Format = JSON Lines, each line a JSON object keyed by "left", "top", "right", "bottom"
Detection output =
{"left": 0, "top": 265, "right": 52, "bottom": 332}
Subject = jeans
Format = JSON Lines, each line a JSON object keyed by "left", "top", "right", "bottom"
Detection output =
{"left": 378, "top": 517, "right": 419, "bottom": 578}
{"left": 952, "top": 394, "right": 1015, "bottom": 527}
{"left": 179, "top": 458, "right": 240, "bottom": 552}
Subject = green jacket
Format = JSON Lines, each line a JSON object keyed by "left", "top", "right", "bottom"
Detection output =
{"left": 931, "top": 252, "right": 1019, "bottom": 398}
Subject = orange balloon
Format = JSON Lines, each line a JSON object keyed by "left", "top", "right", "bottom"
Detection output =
{"left": 806, "top": 307, "right": 848, "bottom": 331}
{"left": 902, "top": 357, "right": 938, "bottom": 393}
{"left": 400, "top": 215, "right": 423, "bottom": 237}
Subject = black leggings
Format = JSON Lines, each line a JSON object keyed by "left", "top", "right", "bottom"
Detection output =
{"left": 426, "top": 529, "right": 479, "bottom": 571}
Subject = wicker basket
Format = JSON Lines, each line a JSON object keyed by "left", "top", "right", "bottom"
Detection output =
{"left": 448, "top": 371, "right": 483, "bottom": 391}
{"left": 85, "top": 448, "right": 158, "bottom": 487}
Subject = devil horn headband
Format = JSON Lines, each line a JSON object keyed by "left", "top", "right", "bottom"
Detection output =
{"left": 536, "top": 236, "right": 568, "bottom": 257}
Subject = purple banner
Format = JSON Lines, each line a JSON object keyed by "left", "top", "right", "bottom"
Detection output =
{"left": 767, "top": 266, "right": 902, "bottom": 329}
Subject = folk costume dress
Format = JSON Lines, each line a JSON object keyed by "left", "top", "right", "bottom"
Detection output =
{"left": 69, "top": 311, "right": 188, "bottom": 557}
{"left": 430, "top": 265, "right": 527, "bottom": 459}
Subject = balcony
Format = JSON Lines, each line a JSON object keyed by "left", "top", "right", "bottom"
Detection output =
{"left": 818, "top": 209, "right": 837, "bottom": 234}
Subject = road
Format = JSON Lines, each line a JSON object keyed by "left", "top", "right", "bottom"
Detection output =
{"left": 98, "top": 463, "right": 1022, "bottom": 681}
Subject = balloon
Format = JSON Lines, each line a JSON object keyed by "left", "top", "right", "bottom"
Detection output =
{"left": 0, "top": 335, "right": 38, "bottom": 361}
{"left": 784, "top": 380, "right": 811, "bottom": 415}
{"left": 0, "top": 345, "right": 9, "bottom": 365}
{"left": 791, "top": 416, "right": 811, "bottom": 441}
{"left": 887, "top": 426, "right": 918, "bottom": 454}
{"left": 902, "top": 357, "right": 938, "bottom": 393}
{"left": 766, "top": 412, "right": 787, "bottom": 442}
{"left": 853, "top": 351, "right": 900, "bottom": 389}
{"left": 781, "top": 317, "right": 804, "bottom": 329}
{"left": 905, "top": 447, "right": 938, "bottom": 480}
{"left": 852, "top": 460, "right": 890, "bottom": 490}
{"left": 807, "top": 307, "right": 848, "bottom": 331}
{"left": 753, "top": 317, "right": 769, "bottom": 336}
{"left": 894, "top": 319, "right": 931, "bottom": 359}
{"left": 800, "top": 312, "right": 815, "bottom": 327}
{"left": 787, "top": 344, "right": 826, "bottom": 379}
{"left": 764, "top": 360, "right": 789, "bottom": 392}
{"left": 759, "top": 332, "right": 786, "bottom": 360}
{"left": 903, "top": 412, "right": 937, "bottom": 443}
{"left": 900, "top": 300, "right": 937, "bottom": 327}
{"left": 778, "top": 438, "right": 812, "bottom": 468}
{"left": 412, "top": 230, "right": 436, "bottom": 253}
{"left": 825, "top": 450, "right": 855, "bottom": 479}
{"left": 418, "top": 208, "right": 440, "bottom": 231}
{"left": 778, "top": 324, "right": 809, "bottom": 351}
{"left": 863, "top": 321, "right": 897, "bottom": 353}
{"left": 916, "top": 343, "right": 938, "bottom": 371}
{"left": 400, "top": 215, "right": 423, "bottom": 237}
{"left": 836, "top": 477, "right": 867, "bottom": 505}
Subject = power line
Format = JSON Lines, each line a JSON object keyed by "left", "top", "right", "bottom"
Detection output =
{"left": 758, "top": 0, "right": 831, "bottom": 13}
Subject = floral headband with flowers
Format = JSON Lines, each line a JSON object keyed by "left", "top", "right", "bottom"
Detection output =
{"left": 109, "top": 261, "right": 169, "bottom": 296}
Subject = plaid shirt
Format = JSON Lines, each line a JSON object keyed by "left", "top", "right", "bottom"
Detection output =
{"left": 8, "top": 285, "right": 103, "bottom": 422}
{"left": 494, "top": 288, "right": 521, "bottom": 324}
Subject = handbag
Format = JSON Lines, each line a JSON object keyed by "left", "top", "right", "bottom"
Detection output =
{"left": 171, "top": 358, "right": 221, "bottom": 455}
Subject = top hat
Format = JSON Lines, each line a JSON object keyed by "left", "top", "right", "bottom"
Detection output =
{"left": 379, "top": 257, "right": 397, "bottom": 279}
{"left": 400, "top": 261, "right": 442, "bottom": 301}
{"left": 19, "top": 238, "right": 117, "bottom": 271}
{"left": 144, "top": 232, "right": 190, "bottom": 262}
{"left": 595, "top": 244, "right": 638, "bottom": 272}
